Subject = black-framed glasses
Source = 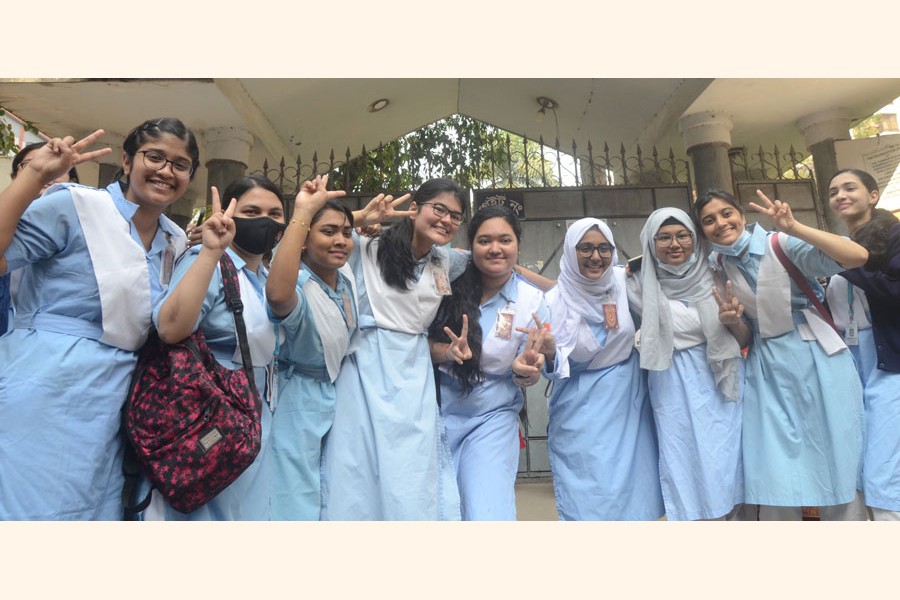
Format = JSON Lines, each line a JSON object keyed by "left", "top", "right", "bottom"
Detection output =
{"left": 575, "top": 242, "right": 614, "bottom": 257}
{"left": 138, "top": 150, "right": 194, "bottom": 179}
{"left": 653, "top": 231, "right": 694, "bottom": 246}
{"left": 422, "top": 202, "right": 464, "bottom": 224}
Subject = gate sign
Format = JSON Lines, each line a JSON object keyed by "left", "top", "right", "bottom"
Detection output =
{"left": 474, "top": 190, "right": 526, "bottom": 219}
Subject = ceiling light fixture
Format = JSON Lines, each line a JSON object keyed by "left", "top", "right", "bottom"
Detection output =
{"left": 368, "top": 98, "right": 390, "bottom": 112}
{"left": 536, "top": 96, "right": 558, "bottom": 123}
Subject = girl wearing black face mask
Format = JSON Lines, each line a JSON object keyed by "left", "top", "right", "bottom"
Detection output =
{"left": 151, "top": 174, "right": 286, "bottom": 520}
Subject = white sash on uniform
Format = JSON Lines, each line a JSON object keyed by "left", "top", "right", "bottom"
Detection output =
{"left": 720, "top": 233, "right": 846, "bottom": 356}
{"left": 359, "top": 236, "right": 447, "bottom": 334}
{"left": 231, "top": 267, "right": 276, "bottom": 368}
{"left": 70, "top": 186, "right": 151, "bottom": 351}
{"left": 301, "top": 264, "right": 358, "bottom": 383}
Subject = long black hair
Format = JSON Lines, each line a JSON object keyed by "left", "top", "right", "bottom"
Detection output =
{"left": 373, "top": 178, "right": 466, "bottom": 290}
{"left": 830, "top": 168, "right": 898, "bottom": 271}
{"left": 428, "top": 204, "right": 522, "bottom": 396}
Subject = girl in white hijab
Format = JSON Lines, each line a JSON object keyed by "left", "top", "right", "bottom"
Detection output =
{"left": 627, "top": 207, "right": 746, "bottom": 520}
{"left": 545, "top": 218, "right": 664, "bottom": 520}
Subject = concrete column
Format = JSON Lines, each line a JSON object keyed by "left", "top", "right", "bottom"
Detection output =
{"left": 96, "top": 133, "right": 124, "bottom": 188}
{"left": 679, "top": 111, "right": 734, "bottom": 197}
{"left": 195, "top": 127, "right": 255, "bottom": 220}
{"left": 797, "top": 109, "right": 851, "bottom": 234}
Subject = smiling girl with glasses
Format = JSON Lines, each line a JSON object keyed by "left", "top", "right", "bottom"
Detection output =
{"left": 544, "top": 218, "right": 665, "bottom": 521}
{"left": 321, "top": 177, "right": 470, "bottom": 520}
{"left": 626, "top": 208, "right": 746, "bottom": 521}
{"left": 0, "top": 117, "right": 197, "bottom": 520}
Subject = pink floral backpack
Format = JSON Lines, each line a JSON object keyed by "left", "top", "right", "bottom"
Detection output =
{"left": 122, "top": 253, "right": 261, "bottom": 516}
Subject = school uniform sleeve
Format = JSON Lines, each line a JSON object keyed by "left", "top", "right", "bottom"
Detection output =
{"left": 448, "top": 248, "right": 471, "bottom": 281}
{"left": 151, "top": 246, "right": 221, "bottom": 334}
{"left": 783, "top": 234, "right": 844, "bottom": 279}
{"left": 3, "top": 189, "right": 74, "bottom": 270}
{"left": 267, "top": 274, "right": 310, "bottom": 332}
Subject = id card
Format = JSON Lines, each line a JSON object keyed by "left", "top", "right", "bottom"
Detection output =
{"left": 495, "top": 306, "right": 515, "bottom": 340}
{"left": 844, "top": 321, "right": 859, "bottom": 346}
{"left": 433, "top": 268, "right": 452, "bottom": 296}
{"left": 603, "top": 301, "right": 619, "bottom": 330}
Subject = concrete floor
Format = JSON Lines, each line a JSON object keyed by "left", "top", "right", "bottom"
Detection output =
{"left": 514, "top": 479, "right": 558, "bottom": 521}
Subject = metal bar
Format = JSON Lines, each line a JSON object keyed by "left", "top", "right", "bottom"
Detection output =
{"left": 523, "top": 135, "right": 531, "bottom": 188}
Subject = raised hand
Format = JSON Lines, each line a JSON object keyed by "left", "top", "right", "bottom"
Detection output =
{"left": 295, "top": 174, "right": 346, "bottom": 216}
{"left": 19, "top": 129, "right": 111, "bottom": 185}
{"left": 513, "top": 325, "right": 548, "bottom": 379}
{"left": 749, "top": 188, "right": 797, "bottom": 234}
{"left": 443, "top": 314, "right": 473, "bottom": 365}
{"left": 201, "top": 186, "right": 237, "bottom": 253}
{"left": 356, "top": 223, "right": 382, "bottom": 238}
{"left": 515, "top": 312, "right": 556, "bottom": 360}
{"left": 712, "top": 280, "right": 745, "bottom": 326}
{"left": 356, "top": 192, "right": 415, "bottom": 227}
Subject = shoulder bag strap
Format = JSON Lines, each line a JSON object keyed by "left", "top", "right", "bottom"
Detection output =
{"left": 219, "top": 253, "right": 256, "bottom": 388}
{"left": 769, "top": 232, "right": 839, "bottom": 333}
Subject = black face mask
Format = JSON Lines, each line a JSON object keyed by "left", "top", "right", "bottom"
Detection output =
{"left": 232, "top": 216, "right": 287, "bottom": 256}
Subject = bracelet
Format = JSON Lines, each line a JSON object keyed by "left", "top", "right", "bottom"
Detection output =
{"left": 512, "top": 372, "right": 538, "bottom": 387}
{"left": 290, "top": 218, "right": 309, "bottom": 231}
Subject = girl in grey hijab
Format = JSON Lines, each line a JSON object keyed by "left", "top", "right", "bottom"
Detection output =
{"left": 627, "top": 207, "right": 747, "bottom": 520}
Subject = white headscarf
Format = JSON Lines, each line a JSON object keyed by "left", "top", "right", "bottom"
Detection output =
{"left": 635, "top": 208, "right": 742, "bottom": 401}
{"left": 551, "top": 218, "right": 634, "bottom": 378}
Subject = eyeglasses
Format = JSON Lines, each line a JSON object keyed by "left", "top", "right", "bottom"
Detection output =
{"left": 422, "top": 202, "right": 464, "bottom": 224}
{"left": 137, "top": 150, "right": 194, "bottom": 179}
{"left": 575, "top": 242, "right": 614, "bottom": 258}
{"left": 653, "top": 231, "right": 694, "bottom": 246}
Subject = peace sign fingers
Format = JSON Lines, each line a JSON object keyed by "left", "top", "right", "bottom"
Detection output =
{"left": 70, "top": 129, "right": 112, "bottom": 164}
{"left": 201, "top": 186, "right": 237, "bottom": 251}
{"left": 748, "top": 188, "right": 796, "bottom": 233}
{"left": 387, "top": 193, "right": 415, "bottom": 219}
{"left": 443, "top": 314, "right": 472, "bottom": 364}
{"left": 713, "top": 280, "right": 744, "bottom": 325}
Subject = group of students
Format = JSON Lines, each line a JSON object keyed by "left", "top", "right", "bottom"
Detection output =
{"left": 0, "top": 116, "right": 897, "bottom": 521}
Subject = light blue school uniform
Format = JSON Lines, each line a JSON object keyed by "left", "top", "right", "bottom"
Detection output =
{"left": 852, "top": 328, "right": 900, "bottom": 511}
{"left": 148, "top": 246, "right": 274, "bottom": 521}
{"left": 439, "top": 274, "right": 549, "bottom": 521}
{"left": 827, "top": 277, "right": 900, "bottom": 512}
{"left": 648, "top": 342, "right": 744, "bottom": 520}
{"left": 0, "top": 182, "right": 184, "bottom": 520}
{"left": 268, "top": 264, "right": 356, "bottom": 520}
{"left": 320, "top": 234, "right": 467, "bottom": 520}
{"left": 548, "top": 333, "right": 664, "bottom": 521}
{"left": 716, "top": 225, "right": 864, "bottom": 507}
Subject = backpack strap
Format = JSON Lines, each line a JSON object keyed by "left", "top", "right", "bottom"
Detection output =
{"left": 769, "top": 232, "right": 839, "bottom": 333}
{"left": 219, "top": 253, "right": 255, "bottom": 389}
{"left": 122, "top": 433, "right": 153, "bottom": 519}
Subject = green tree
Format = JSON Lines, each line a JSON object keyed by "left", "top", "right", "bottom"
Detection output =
{"left": 0, "top": 108, "right": 39, "bottom": 157}
{"left": 851, "top": 114, "right": 880, "bottom": 139}
{"left": 331, "top": 114, "right": 561, "bottom": 192}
